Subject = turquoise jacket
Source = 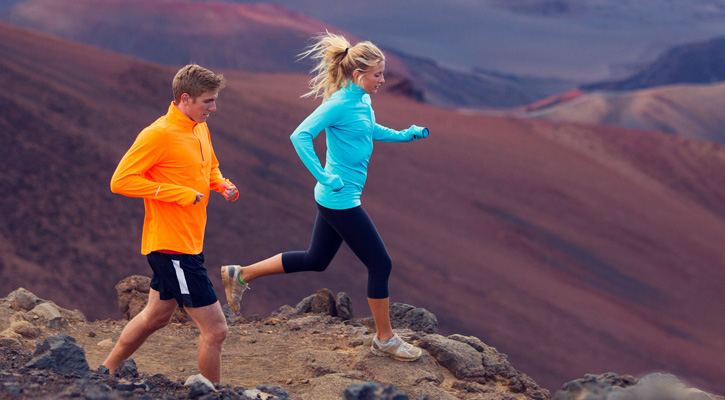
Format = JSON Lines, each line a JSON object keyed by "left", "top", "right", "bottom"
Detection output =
{"left": 290, "top": 83, "right": 429, "bottom": 210}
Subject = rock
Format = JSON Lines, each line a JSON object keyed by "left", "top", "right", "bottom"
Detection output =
{"left": 271, "top": 294, "right": 314, "bottom": 319}
{"left": 256, "top": 384, "right": 291, "bottom": 399}
{"left": 114, "top": 359, "right": 138, "bottom": 379}
{"left": 2, "top": 381, "right": 23, "bottom": 395}
{"left": 115, "top": 275, "right": 152, "bottom": 320}
{"left": 116, "top": 379, "right": 154, "bottom": 392}
{"left": 418, "top": 334, "right": 486, "bottom": 381}
{"left": 311, "top": 288, "right": 337, "bottom": 316}
{"left": 272, "top": 290, "right": 353, "bottom": 321}
{"left": 336, "top": 292, "right": 354, "bottom": 321}
{"left": 7, "top": 288, "right": 41, "bottom": 311}
{"left": 115, "top": 275, "right": 187, "bottom": 323}
{"left": 10, "top": 320, "right": 41, "bottom": 339}
{"left": 352, "top": 338, "right": 444, "bottom": 388}
{"left": 62, "top": 379, "right": 119, "bottom": 400}
{"left": 293, "top": 294, "right": 315, "bottom": 315}
{"left": 553, "top": 372, "right": 720, "bottom": 400}
{"left": 449, "top": 334, "right": 511, "bottom": 378}
{"left": 96, "top": 339, "right": 114, "bottom": 348}
{"left": 343, "top": 381, "right": 411, "bottom": 400}
{"left": 0, "top": 333, "right": 23, "bottom": 350}
{"left": 29, "top": 303, "right": 62, "bottom": 329}
{"left": 25, "top": 333, "right": 90, "bottom": 376}
{"left": 185, "top": 374, "right": 215, "bottom": 397}
{"left": 389, "top": 302, "right": 437, "bottom": 334}
{"left": 270, "top": 304, "right": 295, "bottom": 318}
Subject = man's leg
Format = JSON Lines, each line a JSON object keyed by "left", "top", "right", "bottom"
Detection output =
{"left": 103, "top": 288, "right": 177, "bottom": 373}
{"left": 184, "top": 301, "right": 228, "bottom": 383}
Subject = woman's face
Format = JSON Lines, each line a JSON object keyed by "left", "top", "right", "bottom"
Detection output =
{"left": 356, "top": 61, "right": 385, "bottom": 95}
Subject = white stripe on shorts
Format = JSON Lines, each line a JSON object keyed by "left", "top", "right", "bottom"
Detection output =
{"left": 172, "top": 259, "right": 190, "bottom": 295}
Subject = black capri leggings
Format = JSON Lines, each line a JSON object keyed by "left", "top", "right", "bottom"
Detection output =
{"left": 282, "top": 203, "right": 392, "bottom": 299}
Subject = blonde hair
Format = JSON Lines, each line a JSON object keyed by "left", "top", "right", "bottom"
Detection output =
{"left": 172, "top": 64, "right": 226, "bottom": 103}
{"left": 299, "top": 31, "right": 385, "bottom": 101}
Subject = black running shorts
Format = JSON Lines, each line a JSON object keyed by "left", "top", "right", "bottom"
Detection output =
{"left": 146, "top": 252, "right": 217, "bottom": 308}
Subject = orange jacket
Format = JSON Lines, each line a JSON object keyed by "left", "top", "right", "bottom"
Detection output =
{"left": 111, "top": 102, "right": 238, "bottom": 255}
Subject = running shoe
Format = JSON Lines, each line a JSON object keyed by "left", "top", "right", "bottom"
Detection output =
{"left": 370, "top": 333, "right": 422, "bottom": 362}
{"left": 221, "top": 265, "right": 249, "bottom": 314}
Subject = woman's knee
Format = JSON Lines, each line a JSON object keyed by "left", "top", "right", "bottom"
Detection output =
{"left": 303, "top": 252, "right": 334, "bottom": 272}
{"left": 372, "top": 254, "right": 392, "bottom": 277}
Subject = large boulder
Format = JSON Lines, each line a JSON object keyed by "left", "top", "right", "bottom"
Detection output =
{"left": 419, "top": 334, "right": 550, "bottom": 400}
{"left": 555, "top": 372, "right": 723, "bottom": 400}
{"left": 7, "top": 288, "right": 41, "bottom": 312}
{"left": 115, "top": 275, "right": 187, "bottom": 323}
{"left": 389, "top": 302, "right": 438, "bottom": 334}
{"left": 25, "top": 333, "right": 90, "bottom": 376}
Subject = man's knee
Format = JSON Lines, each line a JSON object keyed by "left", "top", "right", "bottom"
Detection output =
{"left": 200, "top": 320, "right": 228, "bottom": 347}
{"left": 144, "top": 309, "right": 174, "bottom": 331}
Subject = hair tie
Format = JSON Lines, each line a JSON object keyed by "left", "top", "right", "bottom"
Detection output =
{"left": 344, "top": 47, "right": 349, "bottom": 55}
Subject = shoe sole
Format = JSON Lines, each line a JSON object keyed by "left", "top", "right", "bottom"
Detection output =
{"left": 370, "top": 347, "right": 420, "bottom": 362}
{"left": 220, "top": 266, "right": 240, "bottom": 314}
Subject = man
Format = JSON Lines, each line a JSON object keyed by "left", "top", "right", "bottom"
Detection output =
{"left": 103, "top": 64, "right": 238, "bottom": 383}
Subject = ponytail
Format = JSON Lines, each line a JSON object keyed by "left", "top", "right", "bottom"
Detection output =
{"left": 299, "top": 31, "right": 385, "bottom": 101}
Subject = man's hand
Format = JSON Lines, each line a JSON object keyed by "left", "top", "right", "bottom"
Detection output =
{"left": 220, "top": 182, "right": 238, "bottom": 202}
{"left": 193, "top": 191, "right": 204, "bottom": 204}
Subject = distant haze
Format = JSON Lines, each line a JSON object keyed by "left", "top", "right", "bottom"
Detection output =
{"left": 229, "top": 0, "right": 725, "bottom": 82}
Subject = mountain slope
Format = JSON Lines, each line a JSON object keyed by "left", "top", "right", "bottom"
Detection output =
{"left": 2, "top": 22, "right": 725, "bottom": 394}
{"left": 517, "top": 83, "right": 725, "bottom": 143}
{"left": 584, "top": 36, "right": 725, "bottom": 91}
{"left": 0, "top": 0, "right": 560, "bottom": 109}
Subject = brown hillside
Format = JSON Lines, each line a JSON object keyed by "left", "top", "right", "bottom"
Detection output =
{"left": 518, "top": 83, "right": 725, "bottom": 143}
{"left": 0, "top": 0, "right": 411, "bottom": 77}
{"left": 1, "top": 22, "right": 725, "bottom": 395}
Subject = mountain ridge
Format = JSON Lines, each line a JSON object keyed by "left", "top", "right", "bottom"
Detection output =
{"left": 516, "top": 82, "right": 725, "bottom": 143}
{"left": 0, "top": 0, "right": 563, "bottom": 109}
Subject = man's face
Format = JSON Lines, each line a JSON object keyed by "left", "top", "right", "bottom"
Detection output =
{"left": 178, "top": 90, "right": 219, "bottom": 123}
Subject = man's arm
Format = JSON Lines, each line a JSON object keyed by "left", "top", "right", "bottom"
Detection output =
{"left": 208, "top": 138, "right": 239, "bottom": 202}
{"left": 111, "top": 128, "right": 199, "bottom": 207}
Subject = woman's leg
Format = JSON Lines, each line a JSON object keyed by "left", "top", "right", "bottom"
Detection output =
{"left": 239, "top": 253, "right": 284, "bottom": 283}
{"left": 368, "top": 297, "right": 394, "bottom": 342}
{"left": 321, "top": 206, "right": 420, "bottom": 361}
{"left": 222, "top": 209, "right": 342, "bottom": 312}
{"left": 318, "top": 206, "right": 394, "bottom": 340}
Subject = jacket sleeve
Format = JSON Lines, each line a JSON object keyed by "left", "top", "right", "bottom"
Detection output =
{"left": 110, "top": 127, "right": 198, "bottom": 207}
{"left": 289, "top": 100, "right": 344, "bottom": 191}
{"left": 373, "top": 124, "right": 429, "bottom": 142}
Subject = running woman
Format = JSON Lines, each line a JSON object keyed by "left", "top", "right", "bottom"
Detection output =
{"left": 222, "top": 32, "right": 429, "bottom": 362}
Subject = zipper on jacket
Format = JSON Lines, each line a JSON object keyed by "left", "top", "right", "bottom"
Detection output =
{"left": 193, "top": 129, "right": 205, "bottom": 163}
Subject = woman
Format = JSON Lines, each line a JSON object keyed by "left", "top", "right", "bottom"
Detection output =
{"left": 222, "top": 32, "right": 429, "bottom": 361}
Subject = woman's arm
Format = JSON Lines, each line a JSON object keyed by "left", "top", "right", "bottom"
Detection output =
{"left": 372, "top": 124, "right": 429, "bottom": 142}
{"left": 289, "top": 101, "right": 344, "bottom": 191}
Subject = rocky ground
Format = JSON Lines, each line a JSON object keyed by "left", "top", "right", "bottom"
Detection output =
{"left": 0, "top": 280, "right": 722, "bottom": 400}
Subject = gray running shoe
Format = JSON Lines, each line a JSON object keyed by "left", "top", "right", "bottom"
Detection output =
{"left": 370, "top": 334, "right": 422, "bottom": 362}
{"left": 221, "top": 265, "right": 249, "bottom": 314}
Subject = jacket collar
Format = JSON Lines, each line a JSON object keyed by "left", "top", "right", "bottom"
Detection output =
{"left": 345, "top": 82, "right": 366, "bottom": 97}
{"left": 167, "top": 101, "right": 198, "bottom": 129}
